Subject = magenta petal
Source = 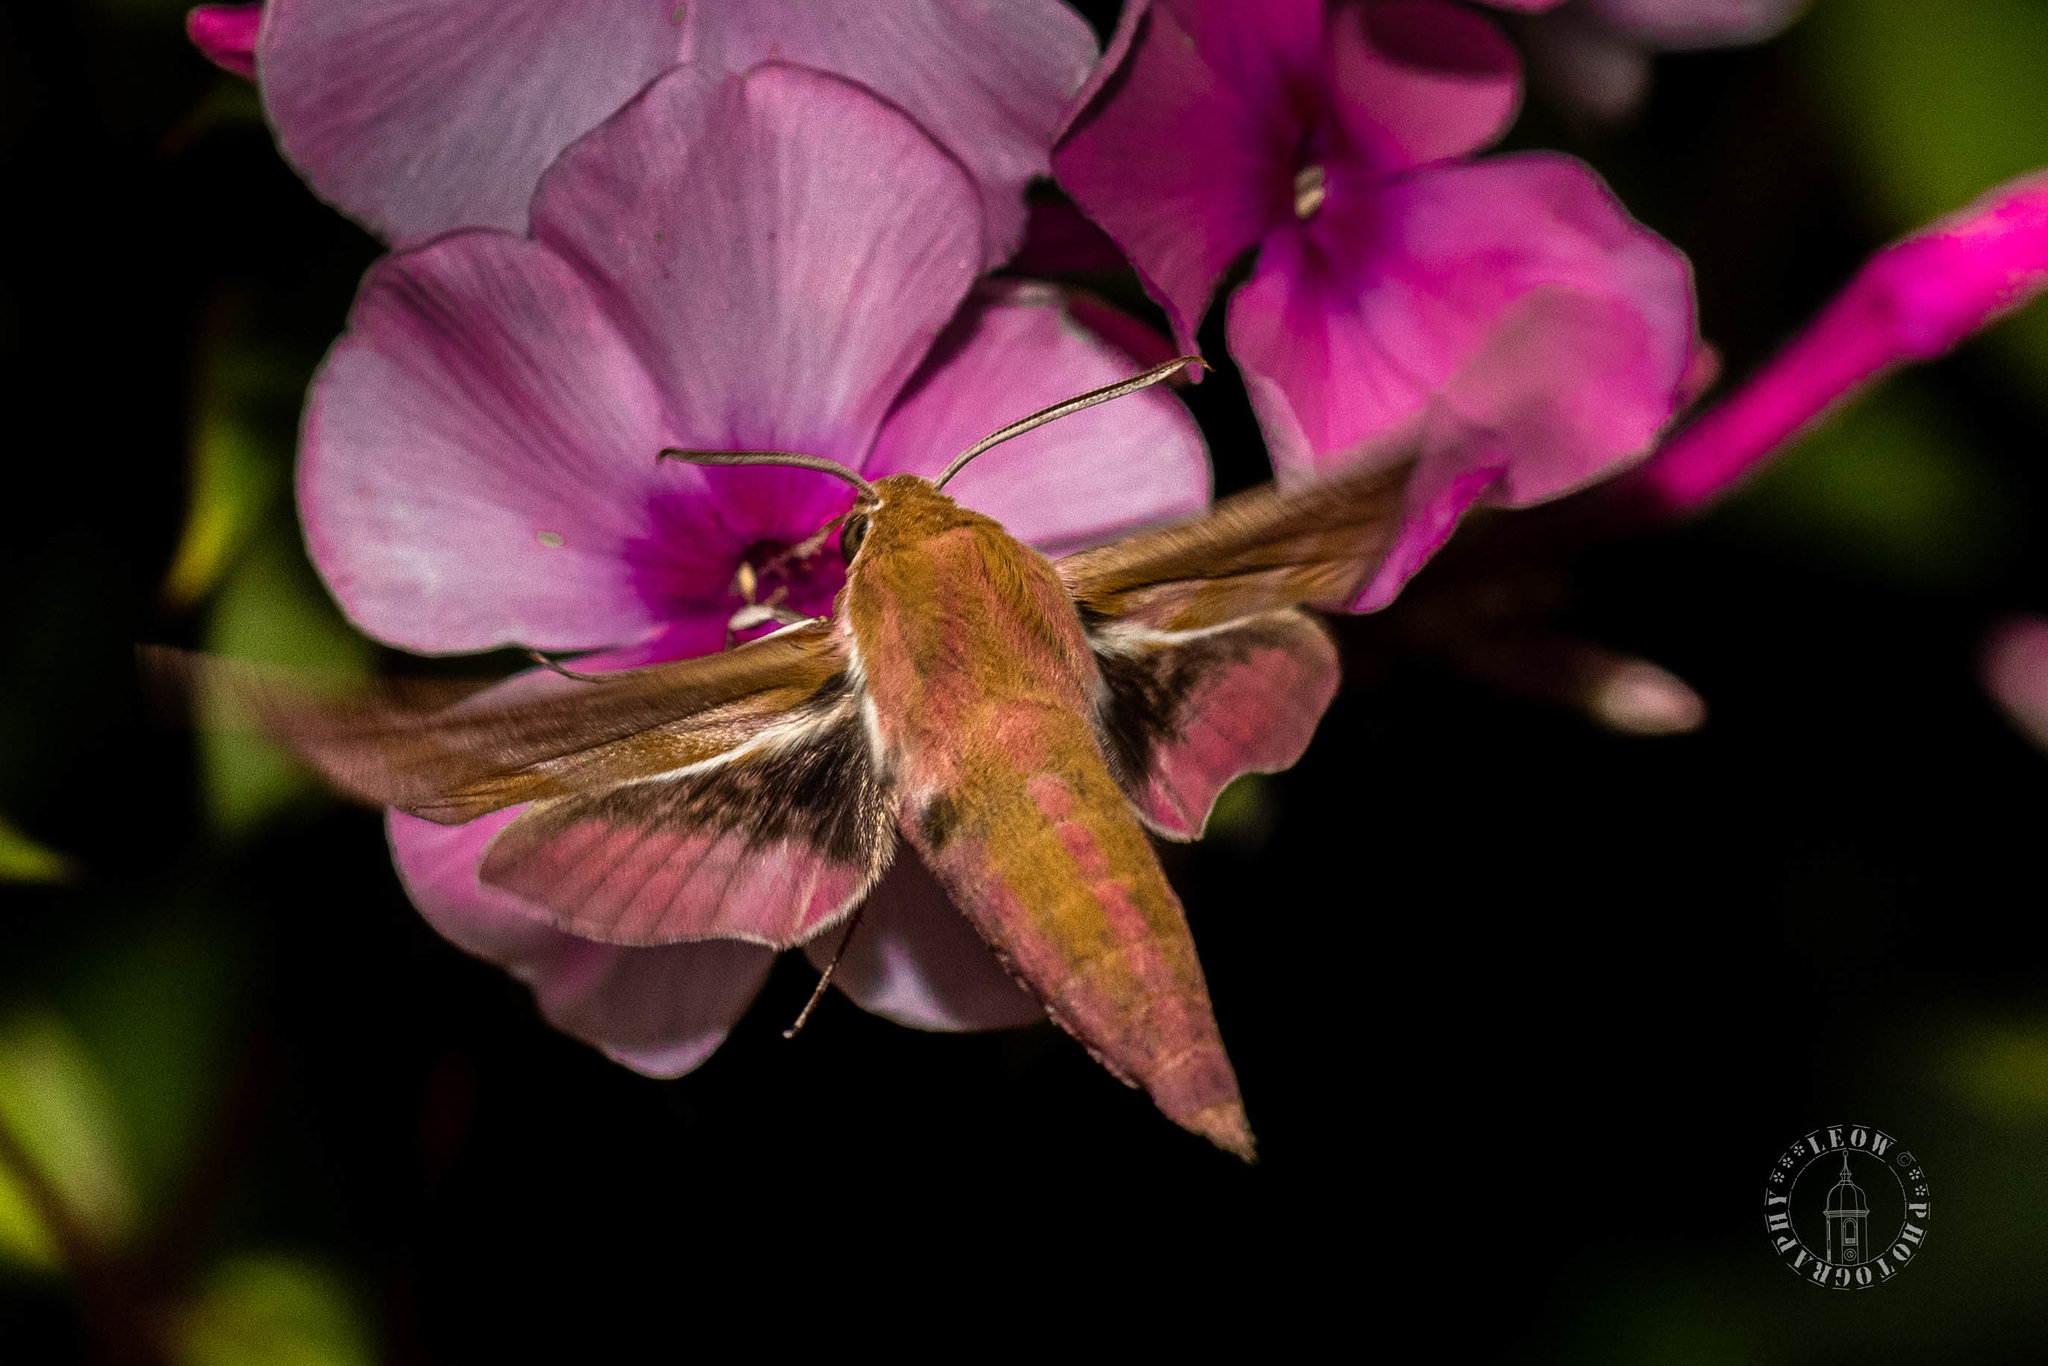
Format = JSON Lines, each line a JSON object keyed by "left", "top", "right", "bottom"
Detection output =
{"left": 807, "top": 847, "right": 1043, "bottom": 1033}
{"left": 187, "top": 3, "right": 259, "bottom": 79}
{"left": 259, "top": 0, "right": 678, "bottom": 245}
{"left": 1634, "top": 170, "right": 2048, "bottom": 511}
{"left": 390, "top": 809, "right": 774, "bottom": 1077}
{"left": 301, "top": 232, "right": 741, "bottom": 655}
{"left": 691, "top": 0, "right": 1096, "bottom": 266}
{"left": 1055, "top": 0, "right": 1326, "bottom": 352}
{"left": 867, "top": 283, "right": 1210, "bottom": 554}
{"left": 530, "top": 64, "right": 984, "bottom": 544}
{"left": 1476, "top": 0, "right": 1570, "bottom": 11}
{"left": 1332, "top": 1, "right": 1522, "bottom": 169}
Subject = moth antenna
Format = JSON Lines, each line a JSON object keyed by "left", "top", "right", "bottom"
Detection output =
{"left": 783, "top": 899, "right": 869, "bottom": 1039}
{"left": 526, "top": 650, "right": 609, "bottom": 683}
{"left": 660, "top": 448, "right": 876, "bottom": 498}
{"left": 934, "top": 355, "right": 1205, "bottom": 490}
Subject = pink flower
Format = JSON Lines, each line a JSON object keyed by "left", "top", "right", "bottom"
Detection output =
{"left": 1632, "top": 170, "right": 2048, "bottom": 512}
{"left": 1054, "top": 0, "right": 1699, "bottom": 611}
{"left": 185, "top": 0, "right": 1098, "bottom": 263}
{"left": 302, "top": 63, "right": 1211, "bottom": 1073}
{"left": 186, "top": 0, "right": 258, "bottom": 78}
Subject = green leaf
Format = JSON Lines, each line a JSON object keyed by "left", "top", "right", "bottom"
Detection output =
{"left": 200, "top": 521, "right": 371, "bottom": 836}
{"left": 0, "top": 1011, "right": 136, "bottom": 1273}
{"left": 0, "top": 814, "right": 76, "bottom": 884}
{"left": 174, "top": 1254, "right": 375, "bottom": 1366}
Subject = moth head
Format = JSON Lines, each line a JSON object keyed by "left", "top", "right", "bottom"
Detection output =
{"left": 654, "top": 354, "right": 1201, "bottom": 569}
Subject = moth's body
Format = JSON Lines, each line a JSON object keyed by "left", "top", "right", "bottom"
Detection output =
{"left": 845, "top": 477, "right": 1248, "bottom": 1156}
{"left": 169, "top": 413, "right": 1409, "bottom": 1160}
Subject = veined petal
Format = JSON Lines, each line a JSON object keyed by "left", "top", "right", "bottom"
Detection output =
{"left": 689, "top": 0, "right": 1097, "bottom": 266}
{"left": 1231, "top": 153, "right": 1695, "bottom": 608}
{"left": 389, "top": 808, "right": 774, "bottom": 1077}
{"left": 259, "top": 0, "right": 679, "bottom": 245}
{"left": 866, "top": 283, "right": 1211, "bottom": 555}
{"left": 807, "top": 846, "right": 1043, "bottom": 1032}
{"left": 1055, "top": 0, "right": 1326, "bottom": 353}
{"left": 530, "top": 64, "right": 985, "bottom": 546}
{"left": 300, "top": 232, "right": 739, "bottom": 655}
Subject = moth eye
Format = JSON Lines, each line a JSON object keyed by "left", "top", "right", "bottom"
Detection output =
{"left": 839, "top": 512, "right": 870, "bottom": 562}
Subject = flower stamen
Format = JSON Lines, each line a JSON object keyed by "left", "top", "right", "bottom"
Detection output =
{"left": 1293, "top": 164, "right": 1327, "bottom": 220}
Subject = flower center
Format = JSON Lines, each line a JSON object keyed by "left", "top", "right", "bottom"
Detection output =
{"left": 725, "top": 528, "right": 842, "bottom": 646}
{"left": 1293, "top": 164, "right": 1327, "bottom": 220}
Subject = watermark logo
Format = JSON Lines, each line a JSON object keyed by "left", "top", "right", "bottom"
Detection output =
{"left": 1763, "top": 1124, "right": 1931, "bottom": 1289}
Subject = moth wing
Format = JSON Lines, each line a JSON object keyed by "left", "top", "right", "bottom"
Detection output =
{"left": 1090, "top": 610, "right": 1338, "bottom": 840}
{"left": 1057, "top": 465, "right": 1409, "bottom": 837}
{"left": 1055, "top": 461, "right": 1412, "bottom": 632}
{"left": 149, "top": 621, "right": 893, "bottom": 947}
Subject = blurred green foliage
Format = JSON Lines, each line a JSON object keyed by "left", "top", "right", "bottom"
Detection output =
{"left": 0, "top": 815, "right": 76, "bottom": 885}
{"left": 1724, "top": 376, "right": 2022, "bottom": 589}
{"left": 0, "top": 1012, "right": 136, "bottom": 1271}
{"left": 174, "top": 1254, "right": 374, "bottom": 1366}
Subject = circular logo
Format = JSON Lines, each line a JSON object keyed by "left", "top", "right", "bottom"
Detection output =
{"left": 1763, "top": 1124, "right": 1931, "bottom": 1289}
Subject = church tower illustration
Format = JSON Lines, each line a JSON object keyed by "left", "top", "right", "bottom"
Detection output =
{"left": 1824, "top": 1154, "right": 1870, "bottom": 1263}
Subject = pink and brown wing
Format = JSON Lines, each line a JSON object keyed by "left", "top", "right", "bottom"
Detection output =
{"left": 150, "top": 621, "right": 894, "bottom": 948}
{"left": 1058, "top": 467, "right": 1408, "bottom": 839}
{"left": 1090, "top": 611, "right": 1339, "bottom": 840}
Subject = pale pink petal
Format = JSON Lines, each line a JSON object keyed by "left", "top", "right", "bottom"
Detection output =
{"left": 1982, "top": 616, "right": 2048, "bottom": 755}
{"left": 301, "top": 232, "right": 742, "bottom": 655}
{"left": 390, "top": 808, "right": 774, "bottom": 1077}
{"left": 1521, "top": 8, "right": 1654, "bottom": 125}
{"left": 530, "top": 64, "right": 984, "bottom": 546}
{"left": 1633, "top": 170, "right": 2048, "bottom": 511}
{"left": 1331, "top": 1, "right": 1522, "bottom": 170}
{"left": 1583, "top": 0, "right": 1807, "bottom": 49}
{"left": 806, "top": 846, "right": 1043, "bottom": 1032}
{"left": 690, "top": 0, "right": 1097, "bottom": 265}
{"left": 1054, "top": 0, "right": 1326, "bottom": 352}
{"left": 866, "top": 283, "right": 1211, "bottom": 555}
{"left": 187, "top": 3, "right": 260, "bottom": 79}
{"left": 259, "top": 0, "right": 679, "bottom": 245}
{"left": 1231, "top": 154, "right": 1695, "bottom": 608}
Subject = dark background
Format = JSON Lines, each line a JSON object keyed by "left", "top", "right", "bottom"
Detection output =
{"left": 2, "top": 0, "right": 2046, "bottom": 1360}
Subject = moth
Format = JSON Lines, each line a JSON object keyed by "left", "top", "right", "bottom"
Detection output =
{"left": 160, "top": 360, "right": 1409, "bottom": 1160}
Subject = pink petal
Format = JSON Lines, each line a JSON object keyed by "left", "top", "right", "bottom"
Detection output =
{"left": 529, "top": 64, "right": 984, "bottom": 547}
{"left": 866, "top": 283, "right": 1211, "bottom": 555}
{"left": 259, "top": 0, "right": 679, "bottom": 245}
{"left": 187, "top": 3, "right": 260, "bottom": 79}
{"left": 1982, "top": 616, "right": 2048, "bottom": 755}
{"left": 389, "top": 808, "right": 774, "bottom": 1077}
{"left": 806, "top": 846, "right": 1043, "bottom": 1032}
{"left": 1476, "top": 0, "right": 1570, "bottom": 11}
{"left": 1331, "top": 1, "right": 1522, "bottom": 170}
{"left": 1054, "top": 0, "right": 1327, "bottom": 353}
{"left": 1229, "top": 153, "right": 1696, "bottom": 609}
{"left": 301, "top": 232, "right": 742, "bottom": 655}
{"left": 689, "top": 0, "right": 1098, "bottom": 266}
{"left": 1632, "top": 170, "right": 2048, "bottom": 511}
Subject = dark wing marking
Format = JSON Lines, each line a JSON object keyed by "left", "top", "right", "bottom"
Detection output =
{"left": 1056, "top": 462, "right": 1412, "bottom": 632}
{"left": 477, "top": 671, "right": 895, "bottom": 947}
{"left": 1090, "top": 611, "right": 1339, "bottom": 839}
